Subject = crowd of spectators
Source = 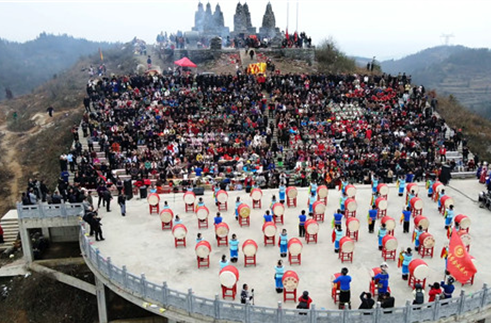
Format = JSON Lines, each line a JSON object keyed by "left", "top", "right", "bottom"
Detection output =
{"left": 37, "top": 69, "right": 473, "bottom": 201}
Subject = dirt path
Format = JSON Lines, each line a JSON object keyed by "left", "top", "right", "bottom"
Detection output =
{"left": 0, "top": 110, "right": 66, "bottom": 212}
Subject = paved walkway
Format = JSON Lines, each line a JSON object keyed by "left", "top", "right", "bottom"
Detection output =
{"left": 89, "top": 178, "right": 490, "bottom": 310}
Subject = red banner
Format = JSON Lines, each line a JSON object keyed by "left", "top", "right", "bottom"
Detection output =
{"left": 447, "top": 229, "right": 477, "bottom": 284}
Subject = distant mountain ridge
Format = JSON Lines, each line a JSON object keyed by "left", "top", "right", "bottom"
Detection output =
{"left": 379, "top": 45, "right": 491, "bottom": 118}
{"left": 0, "top": 33, "right": 113, "bottom": 101}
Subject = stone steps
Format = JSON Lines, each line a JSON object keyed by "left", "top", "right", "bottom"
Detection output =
{"left": 1, "top": 218, "right": 19, "bottom": 250}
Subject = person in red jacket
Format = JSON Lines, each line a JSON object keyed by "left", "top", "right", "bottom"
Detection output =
{"left": 428, "top": 282, "right": 442, "bottom": 302}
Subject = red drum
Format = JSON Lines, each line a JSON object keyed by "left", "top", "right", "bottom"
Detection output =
{"left": 414, "top": 216, "right": 429, "bottom": 230}
{"left": 455, "top": 214, "right": 471, "bottom": 230}
{"left": 287, "top": 238, "right": 303, "bottom": 256}
{"left": 305, "top": 219, "right": 320, "bottom": 235}
{"left": 160, "top": 209, "right": 174, "bottom": 223}
{"left": 250, "top": 188, "right": 263, "bottom": 201}
{"left": 409, "top": 259, "right": 429, "bottom": 280}
{"left": 381, "top": 216, "right": 396, "bottom": 231}
{"left": 195, "top": 240, "right": 212, "bottom": 258}
{"left": 262, "top": 222, "right": 277, "bottom": 237}
{"left": 195, "top": 206, "right": 210, "bottom": 220}
{"left": 242, "top": 239, "right": 258, "bottom": 256}
{"left": 340, "top": 236, "right": 355, "bottom": 252}
{"left": 377, "top": 184, "right": 389, "bottom": 196}
{"left": 183, "top": 191, "right": 196, "bottom": 204}
{"left": 369, "top": 267, "right": 382, "bottom": 278}
{"left": 147, "top": 193, "right": 160, "bottom": 206}
{"left": 237, "top": 204, "right": 251, "bottom": 218}
{"left": 375, "top": 197, "right": 388, "bottom": 210}
{"left": 215, "top": 222, "right": 230, "bottom": 238}
{"left": 406, "top": 183, "right": 419, "bottom": 195}
{"left": 317, "top": 185, "right": 329, "bottom": 199}
{"left": 419, "top": 232, "right": 435, "bottom": 248}
{"left": 344, "top": 198, "right": 357, "bottom": 212}
{"left": 433, "top": 182, "right": 444, "bottom": 194}
{"left": 272, "top": 202, "right": 285, "bottom": 216}
{"left": 282, "top": 270, "right": 299, "bottom": 291}
{"left": 286, "top": 186, "right": 298, "bottom": 198}
{"left": 458, "top": 231, "right": 472, "bottom": 247}
{"left": 345, "top": 185, "right": 356, "bottom": 198}
{"left": 441, "top": 196, "right": 454, "bottom": 209}
{"left": 410, "top": 197, "right": 424, "bottom": 210}
{"left": 382, "top": 235, "right": 398, "bottom": 251}
{"left": 219, "top": 265, "right": 239, "bottom": 288}
{"left": 331, "top": 273, "right": 341, "bottom": 289}
{"left": 216, "top": 190, "right": 228, "bottom": 203}
{"left": 346, "top": 217, "right": 360, "bottom": 232}
{"left": 313, "top": 201, "right": 326, "bottom": 214}
{"left": 172, "top": 224, "right": 188, "bottom": 239}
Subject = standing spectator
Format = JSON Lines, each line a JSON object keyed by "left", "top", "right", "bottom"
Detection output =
{"left": 46, "top": 106, "right": 54, "bottom": 117}
{"left": 358, "top": 292, "right": 375, "bottom": 310}
{"left": 92, "top": 213, "right": 104, "bottom": 241}
{"left": 380, "top": 292, "right": 395, "bottom": 311}
{"left": 118, "top": 192, "right": 126, "bottom": 216}
{"left": 28, "top": 189, "right": 37, "bottom": 204}
{"left": 103, "top": 189, "right": 112, "bottom": 212}
{"left": 296, "top": 290, "right": 312, "bottom": 314}
{"left": 441, "top": 277, "right": 455, "bottom": 299}
{"left": 240, "top": 284, "right": 254, "bottom": 304}
{"left": 412, "top": 283, "right": 425, "bottom": 305}
{"left": 333, "top": 267, "right": 352, "bottom": 309}
{"left": 0, "top": 224, "right": 4, "bottom": 243}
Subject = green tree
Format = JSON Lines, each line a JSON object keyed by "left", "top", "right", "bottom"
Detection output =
{"left": 315, "top": 38, "right": 356, "bottom": 73}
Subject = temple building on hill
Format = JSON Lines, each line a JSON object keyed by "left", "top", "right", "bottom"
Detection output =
{"left": 259, "top": 2, "right": 280, "bottom": 39}
{"left": 191, "top": 2, "right": 280, "bottom": 39}
{"left": 192, "top": 2, "right": 229, "bottom": 37}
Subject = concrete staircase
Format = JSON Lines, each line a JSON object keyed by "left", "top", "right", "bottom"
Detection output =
{"left": 1, "top": 210, "right": 19, "bottom": 251}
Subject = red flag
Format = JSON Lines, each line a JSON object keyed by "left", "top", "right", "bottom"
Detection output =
{"left": 285, "top": 29, "right": 289, "bottom": 40}
{"left": 447, "top": 228, "right": 477, "bottom": 284}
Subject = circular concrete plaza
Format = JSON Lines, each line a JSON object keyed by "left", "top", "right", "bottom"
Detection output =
{"left": 92, "top": 179, "right": 490, "bottom": 310}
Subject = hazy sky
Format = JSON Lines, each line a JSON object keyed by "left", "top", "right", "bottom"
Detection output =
{"left": 1, "top": 0, "right": 490, "bottom": 59}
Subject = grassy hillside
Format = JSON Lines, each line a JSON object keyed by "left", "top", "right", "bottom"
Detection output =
{"left": 381, "top": 46, "right": 491, "bottom": 119}
{"left": 0, "top": 44, "right": 136, "bottom": 215}
{"left": 0, "top": 33, "right": 113, "bottom": 101}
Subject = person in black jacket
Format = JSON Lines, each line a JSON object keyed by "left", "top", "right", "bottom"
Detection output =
{"left": 92, "top": 213, "right": 104, "bottom": 241}
{"left": 359, "top": 292, "right": 375, "bottom": 310}
{"left": 118, "top": 192, "right": 126, "bottom": 216}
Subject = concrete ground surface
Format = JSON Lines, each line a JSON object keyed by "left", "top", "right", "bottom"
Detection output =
{"left": 91, "top": 178, "right": 490, "bottom": 310}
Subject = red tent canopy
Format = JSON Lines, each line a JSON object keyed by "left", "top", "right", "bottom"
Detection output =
{"left": 174, "top": 57, "right": 197, "bottom": 68}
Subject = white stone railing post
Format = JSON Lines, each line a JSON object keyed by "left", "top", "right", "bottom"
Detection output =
{"left": 276, "top": 301, "right": 282, "bottom": 323}
{"left": 162, "top": 282, "right": 169, "bottom": 305}
{"left": 141, "top": 274, "right": 147, "bottom": 298}
{"left": 432, "top": 296, "right": 441, "bottom": 320}
{"left": 404, "top": 300, "right": 412, "bottom": 323}
{"left": 107, "top": 257, "right": 112, "bottom": 279}
{"left": 187, "top": 288, "right": 194, "bottom": 313}
{"left": 214, "top": 293, "right": 221, "bottom": 319}
{"left": 481, "top": 283, "right": 489, "bottom": 308}
{"left": 458, "top": 289, "right": 466, "bottom": 315}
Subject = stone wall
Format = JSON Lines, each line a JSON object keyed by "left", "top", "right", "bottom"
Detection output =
{"left": 166, "top": 48, "right": 315, "bottom": 67}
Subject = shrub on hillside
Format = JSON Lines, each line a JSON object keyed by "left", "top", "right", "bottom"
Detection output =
{"left": 315, "top": 38, "right": 356, "bottom": 73}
